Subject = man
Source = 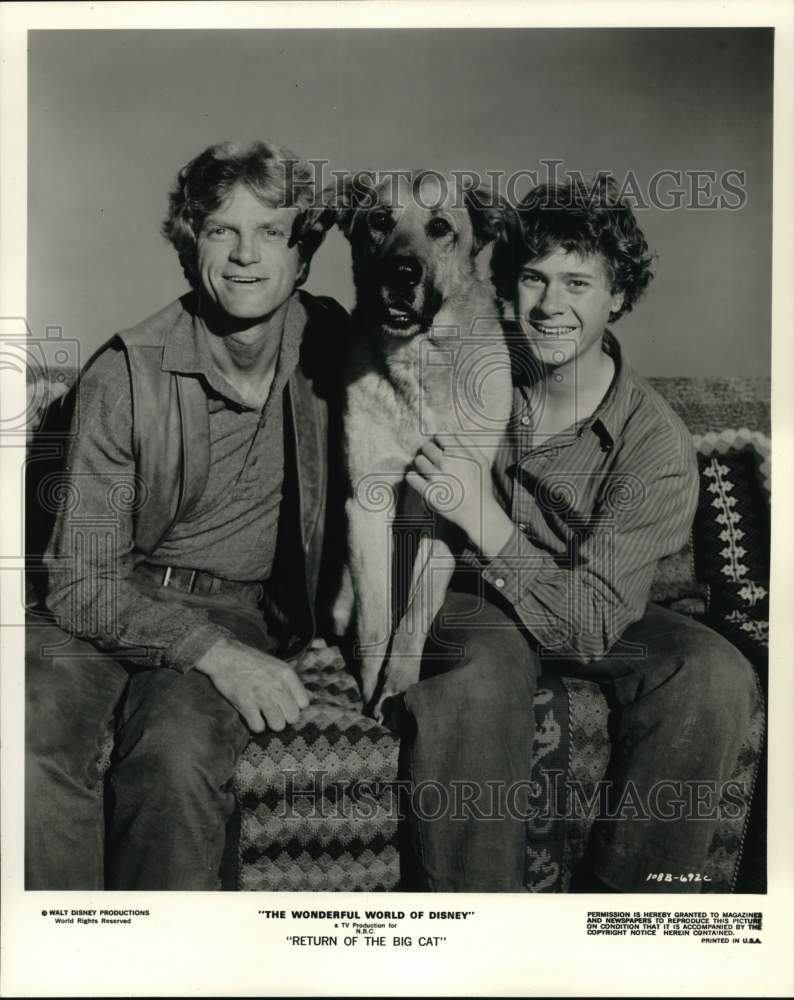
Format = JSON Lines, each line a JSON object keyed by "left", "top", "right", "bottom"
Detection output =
{"left": 26, "top": 140, "right": 344, "bottom": 890}
{"left": 401, "top": 174, "right": 758, "bottom": 892}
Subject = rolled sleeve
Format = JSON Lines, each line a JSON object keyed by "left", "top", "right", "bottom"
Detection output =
{"left": 161, "top": 621, "right": 236, "bottom": 673}
{"left": 481, "top": 458, "right": 699, "bottom": 663}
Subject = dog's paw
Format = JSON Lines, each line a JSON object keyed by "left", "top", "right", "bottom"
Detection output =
{"left": 372, "top": 657, "right": 422, "bottom": 720}
{"left": 372, "top": 690, "right": 404, "bottom": 729}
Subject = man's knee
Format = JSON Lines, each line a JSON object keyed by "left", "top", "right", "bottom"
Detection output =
{"left": 26, "top": 647, "right": 125, "bottom": 782}
{"left": 112, "top": 726, "right": 239, "bottom": 814}
{"left": 114, "top": 671, "right": 248, "bottom": 797}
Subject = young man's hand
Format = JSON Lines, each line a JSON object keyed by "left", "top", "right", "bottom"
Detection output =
{"left": 194, "top": 638, "right": 311, "bottom": 733}
{"left": 406, "top": 433, "right": 515, "bottom": 559}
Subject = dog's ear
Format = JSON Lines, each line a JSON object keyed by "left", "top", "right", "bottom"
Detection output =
{"left": 462, "top": 184, "right": 509, "bottom": 255}
{"left": 291, "top": 203, "right": 336, "bottom": 252}
{"left": 289, "top": 203, "right": 338, "bottom": 287}
{"left": 320, "top": 171, "right": 380, "bottom": 240}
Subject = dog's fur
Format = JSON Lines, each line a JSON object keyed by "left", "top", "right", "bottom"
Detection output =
{"left": 328, "top": 170, "right": 512, "bottom": 720}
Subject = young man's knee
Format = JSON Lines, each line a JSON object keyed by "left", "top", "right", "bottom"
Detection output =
{"left": 670, "top": 626, "right": 759, "bottom": 725}
{"left": 409, "top": 638, "right": 537, "bottom": 733}
{"left": 443, "top": 612, "right": 537, "bottom": 676}
{"left": 462, "top": 659, "right": 536, "bottom": 728}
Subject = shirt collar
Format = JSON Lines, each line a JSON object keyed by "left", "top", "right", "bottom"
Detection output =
{"left": 585, "top": 329, "right": 634, "bottom": 447}
{"left": 161, "top": 293, "right": 206, "bottom": 375}
{"left": 509, "top": 326, "right": 634, "bottom": 449}
{"left": 161, "top": 292, "right": 305, "bottom": 409}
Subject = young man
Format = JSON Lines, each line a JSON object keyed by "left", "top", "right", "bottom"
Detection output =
{"left": 26, "top": 140, "right": 344, "bottom": 890}
{"left": 402, "top": 175, "right": 757, "bottom": 892}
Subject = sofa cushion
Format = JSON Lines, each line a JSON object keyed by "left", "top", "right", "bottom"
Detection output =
{"left": 647, "top": 377, "right": 771, "bottom": 436}
{"left": 232, "top": 643, "right": 762, "bottom": 893}
{"left": 235, "top": 643, "right": 400, "bottom": 892}
{"left": 234, "top": 645, "right": 615, "bottom": 893}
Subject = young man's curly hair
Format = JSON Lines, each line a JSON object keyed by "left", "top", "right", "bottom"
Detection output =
{"left": 162, "top": 140, "right": 327, "bottom": 289}
{"left": 492, "top": 173, "right": 656, "bottom": 320}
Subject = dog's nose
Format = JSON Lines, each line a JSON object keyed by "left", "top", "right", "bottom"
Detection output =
{"left": 382, "top": 255, "right": 422, "bottom": 291}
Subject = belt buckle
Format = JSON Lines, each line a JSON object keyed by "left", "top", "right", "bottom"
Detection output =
{"left": 161, "top": 566, "right": 198, "bottom": 593}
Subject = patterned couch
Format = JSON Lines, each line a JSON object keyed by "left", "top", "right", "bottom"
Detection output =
{"left": 25, "top": 370, "right": 770, "bottom": 893}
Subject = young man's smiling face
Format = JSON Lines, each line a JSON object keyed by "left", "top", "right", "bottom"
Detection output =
{"left": 514, "top": 247, "right": 624, "bottom": 371}
{"left": 196, "top": 184, "right": 302, "bottom": 326}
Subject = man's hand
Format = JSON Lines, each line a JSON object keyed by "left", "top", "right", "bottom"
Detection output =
{"left": 406, "top": 433, "right": 514, "bottom": 557}
{"left": 194, "top": 638, "right": 311, "bottom": 733}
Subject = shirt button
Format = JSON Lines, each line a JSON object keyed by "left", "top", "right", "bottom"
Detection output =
{"left": 520, "top": 415, "right": 531, "bottom": 427}
{"left": 494, "top": 577, "right": 505, "bottom": 589}
{"left": 518, "top": 522, "right": 527, "bottom": 532}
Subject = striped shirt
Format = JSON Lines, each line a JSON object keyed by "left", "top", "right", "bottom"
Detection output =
{"left": 479, "top": 330, "right": 698, "bottom": 663}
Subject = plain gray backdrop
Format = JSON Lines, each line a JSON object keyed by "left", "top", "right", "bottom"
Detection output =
{"left": 28, "top": 28, "right": 772, "bottom": 376}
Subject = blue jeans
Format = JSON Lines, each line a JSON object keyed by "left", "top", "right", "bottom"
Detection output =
{"left": 26, "top": 588, "right": 758, "bottom": 892}
{"left": 25, "top": 586, "right": 270, "bottom": 890}
{"left": 401, "top": 588, "right": 758, "bottom": 893}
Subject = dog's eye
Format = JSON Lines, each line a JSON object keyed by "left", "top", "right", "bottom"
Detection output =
{"left": 368, "top": 209, "right": 392, "bottom": 233}
{"left": 427, "top": 217, "right": 452, "bottom": 238}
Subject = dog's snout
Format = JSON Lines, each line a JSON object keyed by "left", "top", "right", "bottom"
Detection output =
{"left": 382, "top": 255, "right": 422, "bottom": 291}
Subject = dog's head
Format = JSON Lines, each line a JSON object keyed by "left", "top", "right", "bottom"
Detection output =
{"left": 323, "top": 170, "right": 506, "bottom": 338}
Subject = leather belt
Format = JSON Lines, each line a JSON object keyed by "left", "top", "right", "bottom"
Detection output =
{"left": 134, "top": 561, "right": 264, "bottom": 604}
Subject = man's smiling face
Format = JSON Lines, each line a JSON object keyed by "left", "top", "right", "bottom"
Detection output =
{"left": 514, "top": 247, "right": 624, "bottom": 370}
{"left": 196, "top": 184, "right": 301, "bottom": 325}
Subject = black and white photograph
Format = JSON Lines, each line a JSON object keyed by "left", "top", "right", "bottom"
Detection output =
{"left": 1, "top": 2, "right": 791, "bottom": 997}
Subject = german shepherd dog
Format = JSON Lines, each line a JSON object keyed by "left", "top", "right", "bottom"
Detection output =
{"left": 329, "top": 170, "right": 512, "bottom": 721}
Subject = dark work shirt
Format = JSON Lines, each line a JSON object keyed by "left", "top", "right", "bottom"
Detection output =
{"left": 153, "top": 319, "right": 296, "bottom": 580}
{"left": 44, "top": 297, "right": 303, "bottom": 672}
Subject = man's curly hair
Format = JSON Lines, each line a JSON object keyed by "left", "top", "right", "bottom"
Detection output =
{"left": 492, "top": 173, "right": 656, "bottom": 320}
{"left": 162, "top": 140, "right": 327, "bottom": 289}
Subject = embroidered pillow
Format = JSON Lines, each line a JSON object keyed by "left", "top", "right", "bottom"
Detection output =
{"left": 692, "top": 429, "right": 771, "bottom": 618}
